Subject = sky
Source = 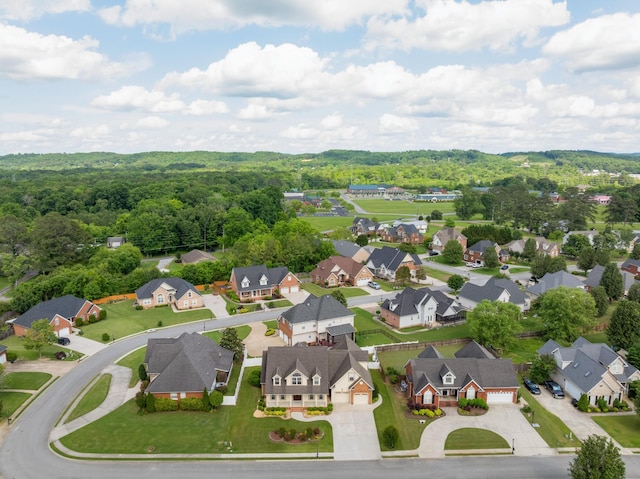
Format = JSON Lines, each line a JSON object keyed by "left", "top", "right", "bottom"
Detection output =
{"left": 1, "top": 0, "right": 640, "bottom": 155}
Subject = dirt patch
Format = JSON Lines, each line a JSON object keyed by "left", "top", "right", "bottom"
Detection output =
{"left": 3, "top": 357, "right": 78, "bottom": 376}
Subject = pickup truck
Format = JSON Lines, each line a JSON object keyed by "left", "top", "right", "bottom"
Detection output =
{"left": 544, "top": 380, "right": 565, "bottom": 399}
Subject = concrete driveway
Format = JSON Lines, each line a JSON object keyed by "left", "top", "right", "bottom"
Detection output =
{"left": 417, "top": 404, "right": 552, "bottom": 458}
{"left": 201, "top": 293, "right": 229, "bottom": 318}
{"left": 65, "top": 334, "right": 107, "bottom": 356}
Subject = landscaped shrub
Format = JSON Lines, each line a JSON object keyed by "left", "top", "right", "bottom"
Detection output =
{"left": 209, "top": 390, "right": 223, "bottom": 409}
{"left": 248, "top": 369, "right": 262, "bottom": 387}
{"left": 74, "top": 318, "right": 84, "bottom": 327}
{"left": 327, "top": 403, "right": 333, "bottom": 412}
{"left": 265, "top": 328, "right": 275, "bottom": 336}
{"left": 88, "top": 315, "right": 97, "bottom": 324}
{"left": 157, "top": 320, "right": 163, "bottom": 327}
{"left": 154, "top": 397, "right": 179, "bottom": 412}
{"left": 306, "top": 427, "right": 314, "bottom": 438}
{"left": 99, "top": 309, "right": 107, "bottom": 321}
{"left": 202, "top": 388, "right": 211, "bottom": 411}
{"left": 101, "top": 333, "right": 110, "bottom": 342}
{"left": 135, "top": 305, "right": 143, "bottom": 311}
{"left": 146, "top": 393, "right": 156, "bottom": 413}
{"left": 278, "top": 427, "right": 286, "bottom": 439}
{"left": 382, "top": 426, "right": 399, "bottom": 449}
{"left": 434, "top": 408, "right": 442, "bottom": 416}
{"left": 215, "top": 385, "right": 228, "bottom": 394}
{"left": 6, "top": 352, "right": 17, "bottom": 362}
{"left": 577, "top": 394, "right": 589, "bottom": 412}
{"left": 521, "top": 405, "right": 532, "bottom": 414}
{"left": 140, "top": 379, "right": 150, "bottom": 391}
{"left": 138, "top": 364, "right": 148, "bottom": 381}
{"left": 180, "top": 398, "right": 208, "bottom": 411}
{"left": 298, "top": 432, "right": 308, "bottom": 442}
{"left": 264, "top": 407, "right": 287, "bottom": 416}
{"left": 135, "top": 391, "right": 146, "bottom": 410}
{"left": 597, "top": 397, "right": 608, "bottom": 412}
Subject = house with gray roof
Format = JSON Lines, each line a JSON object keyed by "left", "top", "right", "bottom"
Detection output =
{"left": 454, "top": 340, "right": 495, "bottom": 359}
{"left": 261, "top": 336, "right": 374, "bottom": 408}
{"left": 366, "top": 246, "right": 422, "bottom": 281}
{"left": 135, "top": 277, "right": 203, "bottom": 310}
{"left": 621, "top": 258, "right": 640, "bottom": 276}
{"left": 526, "top": 270, "right": 585, "bottom": 298}
{"left": 380, "top": 223, "right": 424, "bottom": 245}
{"left": 351, "top": 217, "right": 383, "bottom": 236}
{"left": 310, "top": 256, "right": 374, "bottom": 288}
{"left": 144, "top": 332, "right": 234, "bottom": 402}
{"left": 431, "top": 227, "right": 467, "bottom": 254}
{"left": 380, "top": 287, "right": 465, "bottom": 329}
{"left": 464, "top": 240, "right": 509, "bottom": 264}
{"left": 538, "top": 337, "right": 640, "bottom": 406}
{"left": 181, "top": 249, "right": 216, "bottom": 265}
{"left": 229, "top": 265, "right": 300, "bottom": 300}
{"left": 278, "top": 294, "right": 355, "bottom": 346}
{"left": 10, "top": 295, "right": 101, "bottom": 338}
{"left": 107, "top": 236, "right": 125, "bottom": 248}
{"left": 457, "top": 277, "right": 529, "bottom": 312}
{"left": 406, "top": 343, "right": 519, "bottom": 408}
{"left": 331, "top": 240, "right": 372, "bottom": 263}
{"left": 585, "top": 264, "right": 636, "bottom": 294}
{"left": 505, "top": 237, "right": 560, "bottom": 258}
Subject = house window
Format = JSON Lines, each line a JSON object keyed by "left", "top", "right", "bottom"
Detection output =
{"left": 184, "top": 300, "right": 189, "bottom": 307}
{"left": 157, "top": 294, "right": 164, "bottom": 304}
{"left": 611, "top": 362, "right": 623, "bottom": 374}
{"left": 271, "top": 395, "right": 276, "bottom": 401}
{"left": 318, "top": 394, "right": 324, "bottom": 400}
{"left": 309, "top": 394, "right": 314, "bottom": 400}
{"left": 273, "top": 376, "right": 281, "bottom": 386}
{"left": 348, "top": 373, "right": 355, "bottom": 382}
{"left": 54, "top": 318, "right": 59, "bottom": 326}
{"left": 170, "top": 393, "right": 178, "bottom": 400}
{"left": 192, "top": 299, "right": 198, "bottom": 305}
{"left": 188, "top": 291, "right": 192, "bottom": 298}
{"left": 443, "top": 374, "right": 454, "bottom": 385}
{"left": 313, "top": 376, "right": 320, "bottom": 385}
{"left": 292, "top": 373, "right": 302, "bottom": 385}
{"left": 180, "top": 392, "right": 186, "bottom": 399}
{"left": 280, "top": 395, "right": 285, "bottom": 400}
{"left": 143, "top": 299, "right": 151, "bottom": 305}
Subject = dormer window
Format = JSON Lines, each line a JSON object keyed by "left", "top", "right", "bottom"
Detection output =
{"left": 241, "top": 278, "right": 249, "bottom": 288}
{"left": 273, "top": 376, "right": 281, "bottom": 386}
{"left": 259, "top": 275, "right": 268, "bottom": 286}
{"left": 292, "top": 373, "right": 302, "bottom": 385}
{"left": 611, "top": 361, "right": 623, "bottom": 374}
{"left": 313, "top": 375, "right": 320, "bottom": 385}
{"left": 443, "top": 373, "right": 454, "bottom": 385}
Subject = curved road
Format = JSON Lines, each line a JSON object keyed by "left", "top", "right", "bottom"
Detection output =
{"left": 3, "top": 310, "right": 640, "bottom": 477}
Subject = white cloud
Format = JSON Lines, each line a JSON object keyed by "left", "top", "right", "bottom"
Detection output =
{"left": 543, "top": 12, "right": 640, "bottom": 71}
{"left": 321, "top": 114, "right": 343, "bottom": 129}
{"left": 98, "top": 0, "right": 407, "bottom": 33}
{"left": 378, "top": 114, "right": 418, "bottom": 134}
{"left": 0, "top": 24, "right": 131, "bottom": 80}
{"left": 70, "top": 124, "right": 110, "bottom": 138}
{"left": 184, "top": 99, "right": 229, "bottom": 115}
{"left": 133, "top": 116, "right": 170, "bottom": 129}
{"left": 365, "top": 0, "right": 570, "bottom": 52}
{"left": 236, "top": 102, "right": 278, "bottom": 120}
{"left": 0, "top": 0, "right": 90, "bottom": 21}
{"left": 92, "top": 86, "right": 185, "bottom": 112}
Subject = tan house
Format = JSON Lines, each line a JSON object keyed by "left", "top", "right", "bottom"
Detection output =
{"left": 504, "top": 237, "right": 560, "bottom": 257}
{"left": 310, "top": 256, "right": 374, "bottom": 287}
{"left": 431, "top": 227, "right": 467, "bottom": 254}
{"left": 135, "top": 277, "right": 203, "bottom": 310}
{"left": 10, "top": 295, "right": 101, "bottom": 337}
{"left": 331, "top": 240, "right": 371, "bottom": 264}
{"left": 261, "top": 336, "right": 374, "bottom": 409}
{"left": 230, "top": 265, "right": 300, "bottom": 300}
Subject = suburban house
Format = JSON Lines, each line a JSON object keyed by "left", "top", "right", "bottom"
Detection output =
{"left": 278, "top": 294, "right": 355, "bottom": 346}
{"left": 464, "top": 240, "right": 509, "bottom": 264}
{"left": 405, "top": 342, "right": 519, "bottom": 407}
{"left": 505, "top": 237, "right": 560, "bottom": 257}
{"left": 457, "top": 277, "right": 529, "bottom": 312}
{"left": 539, "top": 337, "right": 640, "bottom": 406}
{"left": 135, "top": 277, "right": 203, "bottom": 310}
{"left": 310, "top": 256, "right": 374, "bottom": 287}
{"left": 181, "top": 249, "right": 216, "bottom": 265}
{"left": 380, "top": 287, "right": 465, "bottom": 329}
{"left": 229, "top": 265, "right": 300, "bottom": 300}
{"left": 144, "top": 332, "right": 234, "bottom": 402}
{"left": 261, "top": 336, "right": 374, "bottom": 408}
{"left": 331, "top": 240, "right": 372, "bottom": 264}
{"left": 392, "top": 219, "right": 429, "bottom": 234}
{"left": 585, "top": 264, "right": 636, "bottom": 294}
{"left": 526, "top": 271, "right": 585, "bottom": 298}
{"left": 351, "top": 217, "right": 383, "bottom": 237}
{"left": 621, "top": 258, "right": 640, "bottom": 276}
{"left": 431, "top": 227, "right": 467, "bottom": 254}
{"left": 107, "top": 236, "right": 125, "bottom": 248}
{"left": 10, "top": 295, "right": 101, "bottom": 337}
{"left": 0, "top": 344, "right": 7, "bottom": 364}
{"left": 562, "top": 231, "right": 598, "bottom": 246}
{"left": 380, "top": 223, "right": 424, "bottom": 245}
{"left": 454, "top": 340, "right": 495, "bottom": 359}
{"left": 366, "top": 246, "right": 423, "bottom": 281}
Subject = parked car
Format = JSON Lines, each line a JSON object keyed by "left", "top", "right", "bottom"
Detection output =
{"left": 368, "top": 281, "right": 381, "bottom": 290}
{"left": 54, "top": 351, "right": 67, "bottom": 360}
{"left": 544, "top": 380, "right": 565, "bottom": 398}
{"left": 472, "top": 263, "right": 483, "bottom": 268}
{"left": 465, "top": 262, "right": 475, "bottom": 267}
{"left": 501, "top": 264, "right": 509, "bottom": 270}
{"left": 57, "top": 337, "right": 70, "bottom": 346}
{"left": 428, "top": 250, "right": 441, "bottom": 256}
{"left": 523, "top": 377, "right": 541, "bottom": 395}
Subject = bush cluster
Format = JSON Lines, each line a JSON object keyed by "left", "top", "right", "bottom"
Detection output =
{"left": 154, "top": 397, "right": 179, "bottom": 412}
{"left": 264, "top": 407, "right": 287, "bottom": 416}
{"left": 385, "top": 366, "right": 400, "bottom": 384}
{"left": 411, "top": 408, "right": 442, "bottom": 418}
{"left": 180, "top": 397, "right": 209, "bottom": 411}
{"left": 407, "top": 401, "right": 438, "bottom": 411}
{"left": 306, "top": 406, "right": 332, "bottom": 415}
{"left": 458, "top": 398, "right": 488, "bottom": 410}
{"left": 257, "top": 397, "right": 266, "bottom": 411}
{"left": 75, "top": 312, "right": 107, "bottom": 328}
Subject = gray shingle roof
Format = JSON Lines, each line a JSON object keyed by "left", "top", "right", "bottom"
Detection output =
{"left": 12, "top": 295, "right": 93, "bottom": 329}
{"left": 135, "top": 277, "right": 200, "bottom": 301}
{"left": 467, "top": 240, "right": 496, "bottom": 254}
{"left": 526, "top": 271, "right": 585, "bottom": 296}
{"left": 584, "top": 264, "right": 605, "bottom": 288}
{"left": 382, "top": 287, "right": 461, "bottom": 319}
{"left": 331, "top": 240, "right": 362, "bottom": 258}
{"left": 231, "top": 265, "right": 292, "bottom": 293}
{"left": 0, "top": 344, "right": 7, "bottom": 354}
{"left": 145, "top": 332, "right": 234, "bottom": 394}
{"left": 326, "top": 323, "right": 356, "bottom": 337}
{"left": 621, "top": 258, "right": 640, "bottom": 270}
{"left": 281, "top": 294, "right": 353, "bottom": 325}
{"left": 454, "top": 340, "right": 494, "bottom": 359}
{"left": 434, "top": 227, "right": 466, "bottom": 244}
{"left": 181, "top": 249, "right": 216, "bottom": 264}
{"left": 418, "top": 345, "right": 444, "bottom": 359}
{"left": 367, "top": 246, "right": 422, "bottom": 272}
{"left": 458, "top": 277, "right": 526, "bottom": 306}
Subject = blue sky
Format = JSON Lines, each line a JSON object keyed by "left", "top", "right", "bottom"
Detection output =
{"left": 1, "top": 0, "right": 639, "bottom": 155}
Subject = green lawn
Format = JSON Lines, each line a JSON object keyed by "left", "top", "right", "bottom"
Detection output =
{"left": 204, "top": 325, "right": 251, "bottom": 343}
{"left": 0, "top": 372, "right": 52, "bottom": 390}
{"left": 519, "top": 386, "right": 577, "bottom": 448}
{"left": 263, "top": 320, "right": 278, "bottom": 330}
{"left": 502, "top": 338, "right": 546, "bottom": 364}
{"left": 265, "top": 299, "right": 293, "bottom": 308}
{"left": 0, "top": 335, "right": 76, "bottom": 361}
{"left": 298, "top": 216, "right": 355, "bottom": 232}
{"left": 377, "top": 345, "right": 461, "bottom": 372}
{"left": 422, "top": 266, "right": 451, "bottom": 283}
{"left": 65, "top": 374, "right": 112, "bottom": 424}
{"left": 0, "top": 275, "right": 10, "bottom": 289}
{"left": 116, "top": 347, "right": 147, "bottom": 387}
{"left": 444, "top": 428, "right": 509, "bottom": 450}
{"left": 81, "top": 300, "right": 211, "bottom": 342}
{"left": 353, "top": 308, "right": 384, "bottom": 331}
{"left": 372, "top": 370, "right": 427, "bottom": 451}
{"left": 592, "top": 415, "right": 640, "bottom": 448}
{"left": 431, "top": 255, "right": 464, "bottom": 267}
{"left": 59, "top": 366, "right": 333, "bottom": 455}
{"left": 509, "top": 267, "right": 530, "bottom": 274}
{"left": 301, "top": 283, "right": 372, "bottom": 298}
{"left": 0, "top": 391, "right": 31, "bottom": 418}
{"left": 358, "top": 333, "right": 397, "bottom": 347}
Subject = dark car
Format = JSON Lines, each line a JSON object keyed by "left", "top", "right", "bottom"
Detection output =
{"left": 500, "top": 264, "right": 509, "bottom": 270}
{"left": 544, "top": 380, "right": 565, "bottom": 398}
{"left": 54, "top": 351, "right": 67, "bottom": 360}
{"left": 57, "top": 337, "right": 70, "bottom": 346}
{"left": 523, "top": 377, "right": 541, "bottom": 395}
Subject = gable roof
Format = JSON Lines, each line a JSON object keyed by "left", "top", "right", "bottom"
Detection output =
{"left": 281, "top": 294, "right": 353, "bottom": 325}
{"left": 526, "top": 270, "right": 585, "bottom": 296}
{"left": 181, "top": 249, "right": 216, "bottom": 264}
{"left": 311, "top": 256, "right": 371, "bottom": 282}
{"left": 467, "top": 240, "right": 497, "bottom": 254}
{"left": 367, "top": 246, "right": 422, "bottom": 271}
{"left": 454, "top": 340, "right": 494, "bottom": 359}
{"left": 136, "top": 277, "right": 200, "bottom": 300}
{"left": 331, "top": 240, "right": 364, "bottom": 258}
{"left": 382, "top": 286, "right": 461, "bottom": 318}
{"left": 418, "top": 345, "right": 444, "bottom": 359}
{"left": 231, "top": 265, "right": 293, "bottom": 292}
{"left": 145, "top": 332, "right": 234, "bottom": 393}
{"left": 12, "top": 295, "right": 93, "bottom": 329}
{"left": 622, "top": 258, "right": 640, "bottom": 270}
{"left": 434, "top": 227, "right": 466, "bottom": 243}
{"left": 458, "top": 277, "right": 526, "bottom": 306}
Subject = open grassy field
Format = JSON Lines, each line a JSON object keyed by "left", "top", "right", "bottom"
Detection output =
{"left": 65, "top": 374, "right": 112, "bottom": 423}
{"left": 0, "top": 372, "right": 52, "bottom": 390}
{"left": 444, "top": 428, "right": 509, "bottom": 450}
{"left": 592, "top": 415, "right": 640, "bottom": 448}
{"left": 299, "top": 216, "right": 356, "bottom": 232}
{"left": 59, "top": 366, "right": 333, "bottom": 455}
{"left": 351, "top": 198, "right": 457, "bottom": 216}
{"left": 81, "top": 300, "right": 212, "bottom": 342}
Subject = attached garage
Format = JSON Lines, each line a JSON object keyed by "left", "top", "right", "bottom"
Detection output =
{"left": 280, "top": 287, "right": 289, "bottom": 294}
{"left": 356, "top": 278, "right": 369, "bottom": 286}
{"left": 486, "top": 391, "right": 515, "bottom": 404}
{"left": 289, "top": 286, "right": 299, "bottom": 293}
{"left": 331, "top": 391, "right": 350, "bottom": 403}
{"left": 57, "top": 327, "right": 71, "bottom": 337}
{"left": 353, "top": 393, "right": 369, "bottom": 405}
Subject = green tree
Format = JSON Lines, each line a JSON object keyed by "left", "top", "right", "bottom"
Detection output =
{"left": 382, "top": 425, "right": 399, "bottom": 449}
{"left": 447, "top": 274, "right": 465, "bottom": 292}
{"left": 605, "top": 192, "right": 638, "bottom": 226}
{"left": 395, "top": 265, "right": 411, "bottom": 286}
{"left": 209, "top": 390, "right": 223, "bottom": 409}
{"left": 628, "top": 283, "right": 640, "bottom": 303}
{"left": 431, "top": 210, "right": 443, "bottom": 220}
{"left": 22, "top": 318, "right": 57, "bottom": 357}
{"left": 202, "top": 388, "right": 211, "bottom": 410}
{"left": 355, "top": 234, "right": 368, "bottom": 247}
{"left": 563, "top": 234, "right": 592, "bottom": 258}
{"left": 30, "top": 212, "right": 91, "bottom": 272}
{"left": 568, "top": 435, "right": 625, "bottom": 479}
{"left": 454, "top": 187, "right": 483, "bottom": 220}
{"left": 594, "top": 248, "right": 611, "bottom": 267}
{"left": 483, "top": 247, "right": 499, "bottom": 269}
{"left": 589, "top": 286, "right": 609, "bottom": 317}
{"left": 138, "top": 364, "right": 148, "bottom": 382}
{"left": 607, "top": 300, "right": 640, "bottom": 351}
{"left": 600, "top": 263, "right": 624, "bottom": 300}
{"left": 522, "top": 238, "right": 538, "bottom": 262}
{"left": 0, "top": 214, "right": 27, "bottom": 256}
{"left": 443, "top": 240, "right": 463, "bottom": 265}
{"left": 531, "top": 255, "right": 566, "bottom": 279}
{"left": 577, "top": 246, "right": 596, "bottom": 272}
{"left": 330, "top": 290, "right": 347, "bottom": 307}
{"left": 576, "top": 394, "right": 589, "bottom": 412}
{"left": 536, "top": 287, "right": 597, "bottom": 343}
{"left": 626, "top": 343, "right": 640, "bottom": 369}
{"left": 529, "top": 354, "right": 556, "bottom": 384}
{"left": 631, "top": 243, "right": 640, "bottom": 260}
{"left": 467, "top": 300, "right": 521, "bottom": 351}
{"left": 444, "top": 217, "right": 455, "bottom": 228}
{"left": 558, "top": 187, "right": 596, "bottom": 231}
{"left": 398, "top": 243, "right": 416, "bottom": 254}
{"left": 146, "top": 393, "right": 156, "bottom": 413}
{"left": 219, "top": 327, "right": 244, "bottom": 360}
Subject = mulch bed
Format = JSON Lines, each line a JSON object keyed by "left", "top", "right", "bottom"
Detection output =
{"left": 404, "top": 409, "right": 446, "bottom": 420}
{"left": 457, "top": 407, "right": 488, "bottom": 416}
{"left": 269, "top": 431, "right": 324, "bottom": 444}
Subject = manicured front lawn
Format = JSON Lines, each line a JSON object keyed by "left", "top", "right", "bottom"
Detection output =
{"left": 0, "top": 372, "right": 52, "bottom": 390}
{"left": 519, "top": 386, "right": 577, "bottom": 448}
{"left": 0, "top": 335, "right": 75, "bottom": 361}
{"left": 301, "top": 283, "right": 372, "bottom": 298}
{"left": 0, "top": 391, "right": 31, "bottom": 417}
{"left": 502, "top": 338, "right": 546, "bottom": 364}
{"left": 65, "top": 374, "right": 112, "bottom": 423}
{"left": 117, "top": 347, "right": 147, "bottom": 387}
{"left": 204, "top": 325, "right": 251, "bottom": 343}
{"left": 59, "top": 366, "right": 333, "bottom": 454}
{"left": 592, "top": 415, "right": 640, "bottom": 448}
{"left": 444, "top": 428, "right": 509, "bottom": 450}
{"left": 353, "top": 308, "right": 383, "bottom": 331}
{"left": 265, "top": 299, "right": 293, "bottom": 309}
{"left": 82, "top": 300, "right": 211, "bottom": 342}
{"left": 262, "top": 320, "right": 278, "bottom": 330}
{"left": 372, "top": 370, "right": 427, "bottom": 451}
{"left": 422, "top": 266, "right": 451, "bottom": 283}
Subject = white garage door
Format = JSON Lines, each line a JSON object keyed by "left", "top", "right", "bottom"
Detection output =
{"left": 280, "top": 287, "right": 289, "bottom": 294}
{"left": 486, "top": 392, "right": 514, "bottom": 404}
{"left": 353, "top": 393, "right": 369, "bottom": 405}
{"left": 290, "top": 286, "right": 299, "bottom": 293}
{"left": 58, "top": 328, "right": 71, "bottom": 337}
{"left": 357, "top": 278, "right": 369, "bottom": 286}
{"left": 332, "top": 391, "right": 350, "bottom": 404}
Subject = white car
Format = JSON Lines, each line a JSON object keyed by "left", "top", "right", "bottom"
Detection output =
{"left": 368, "top": 281, "right": 381, "bottom": 290}
{"left": 465, "top": 262, "right": 474, "bottom": 267}
{"left": 472, "top": 263, "right": 483, "bottom": 268}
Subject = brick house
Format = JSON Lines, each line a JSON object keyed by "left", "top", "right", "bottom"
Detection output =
{"left": 380, "top": 223, "right": 424, "bottom": 245}
{"left": 463, "top": 240, "right": 509, "bottom": 264}
{"left": 229, "top": 265, "right": 300, "bottom": 300}
{"left": 431, "top": 227, "right": 467, "bottom": 254}
{"left": 135, "top": 277, "right": 203, "bottom": 310}
{"left": 621, "top": 258, "right": 640, "bottom": 276}
{"left": 380, "top": 287, "right": 465, "bottom": 329}
{"left": 331, "top": 240, "right": 372, "bottom": 264}
{"left": 310, "top": 256, "right": 374, "bottom": 287}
